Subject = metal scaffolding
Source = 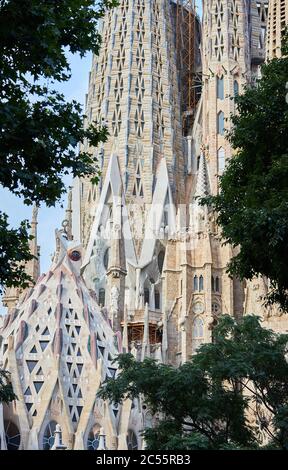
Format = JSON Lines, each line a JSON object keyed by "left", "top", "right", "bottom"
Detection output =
{"left": 176, "top": 0, "right": 201, "bottom": 136}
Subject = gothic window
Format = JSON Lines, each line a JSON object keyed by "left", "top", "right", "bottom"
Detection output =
{"left": 144, "top": 288, "right": 150, "bottom": 305}
{"left": 199, "top": 275, "right": 204, "bottom": 291}
{"left": 87, "top": 426, "right": 100, "bottom": 450}
{"left": 217, "top": 111, "right": 225, "bottom": 135}
{"left": 218, "top": 147, "right": 225, "bottom": 173}
{"left": 126, "top": 430, "right": 138, "bottom": 450}
{"left": 215, "top": 276, "right": 220, "bottom": 292}
{"left": 158, "top": 251, "right": 165, "bottom": 274}
{"left": 192, "top": 317, "right": 204, "bottom": 353}
{"left": 43, "top": 421, "right": 57, "bottom": 450}
{"left": 154, "top": 290, "right": 160, "bottom": 310}
{"left": 212, "top": 303, "right": 221, "bottom": 315}
{"left": 193, "top": 275, "right": 199, "bottom": 291}
{"left": 103, "top": 248, "right": 110, "bottom": 270}
{"left": 234, "top": 80, "right": 239, "bottom": 97}
{"left": 99, "top": 288, "right": 106, "bottom": 307}
{"left": 211, "top": 276, "right": 215, "bottom": 292}
{"left": 217, "top": 76, "right": 224, "bottom": 100}
{"left": 4, "top": 421, "right": 21, "bottom": 450}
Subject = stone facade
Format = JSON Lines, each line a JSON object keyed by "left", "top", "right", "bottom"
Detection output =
{"left": 0, "top": 0, "right": 287, "bottom": 451}
{"left": 266, "top": 0, "right": 288, "bottom": 59}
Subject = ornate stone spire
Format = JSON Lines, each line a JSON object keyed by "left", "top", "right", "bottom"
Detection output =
{"left": 2, "top": 204, "right": 40, "bottom": 312}
{"left": 107, "top": 193, "right": 127, "bottom": 332}
{"left": 62, "top": 187, "right": 73, "bottom": 241}
{"left": 141, "top": 303, "right": 150, "bottom": 361}
{"left": 26, "top": 204, "right": 40, "bottom": 283}
{"left": 194, "top": 153, "right": 210, "bottom": 199}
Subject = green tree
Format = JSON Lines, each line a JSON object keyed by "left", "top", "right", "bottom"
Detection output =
{"left": 99, "top": 316, "right": 288, "bottom": 450}
{"left": 0, "top": 0, "right": 118, "bottom": 293}
{"left": 0, "top": 370, "right": 17, "bottom": 404}
{"left": 203, "top": 35, "right": 288, "bottom": 310}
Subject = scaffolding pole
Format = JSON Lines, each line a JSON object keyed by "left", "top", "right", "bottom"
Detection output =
{"left": 176, "top": 0, "right": 201, "bottom": 136}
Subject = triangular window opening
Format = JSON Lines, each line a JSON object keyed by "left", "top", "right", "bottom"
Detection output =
{"left": 26, "top": 403, "right": 33, "bottom": 412}
{"left": 26, "top": 360, "right": 38, "bottom": 373}
{"left": 39, "top": 341, "right": 49, "bottom": 351}
{"left": 34, "top": 381, "right": 44, "bottom": 393}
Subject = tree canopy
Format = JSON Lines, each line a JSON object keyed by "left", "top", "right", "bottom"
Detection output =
{"left": 99, "top": 316, "right": 288, "bottom": 450}
{"left": 0, "top": 370, "right": 17, "bottom": 404}
{"left": 204, "top": 36, "right": 288, "bottom": 311}
{"left": 0, "top": 0, "right": 118, "bottom": 293}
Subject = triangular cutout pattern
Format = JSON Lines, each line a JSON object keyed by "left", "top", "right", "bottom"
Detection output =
{"left": 26, "top": 360, "right": 38, "bottom": 373}
{"left": 34, "top": 381, "right": 44, "bottom": 393}
{"left": 39, "top": 341, "right": 49, "bottom": 351}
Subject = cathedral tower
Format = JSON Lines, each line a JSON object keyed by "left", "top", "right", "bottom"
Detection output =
{"left": 266, "top": 0, "right": 288, "bottom": 59}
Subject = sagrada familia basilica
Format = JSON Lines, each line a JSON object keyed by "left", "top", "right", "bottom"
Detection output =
{"left": 0, "top": 0, "right": 287, "bottom": 451}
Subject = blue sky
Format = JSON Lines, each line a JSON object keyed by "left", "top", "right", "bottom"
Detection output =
{"left": 0, "top": 1, "right": 202, "bottom": 312}
{"left": 0, "top": 52, "right": 92, "bottom": 312}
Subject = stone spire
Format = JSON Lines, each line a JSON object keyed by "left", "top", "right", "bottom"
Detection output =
{"left": 2, "top": 204, "right": 40, "bottom": 312}
{"left": 107, "top": 194, "right": 127, "bottom": 332}
{"left": 141, "top": 303, "right": 150, "bottom": 361}
{"left": 194, "top": 153, "right": 210, "bottom": 199}
{"left": 26, "top": 204, "right": 40, "bottom": 283}
{"left": 62, "top": 187, "right": 73, "bottom": 241}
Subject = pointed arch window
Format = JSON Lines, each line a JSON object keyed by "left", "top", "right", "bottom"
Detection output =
{"left": 103, "top": 247, "right": 110, "bottom": 270}
{"left": 211, "top": 276, "right": 215, "bottom": 292}
{"left": 192, "top": 317, "right": 204, "bottom": 353}
{"left": 217, "top": 111, "right": 225, "bottom": 135}
{"left": 217, "top": 76, "right": 224, "bottom": 100}
{"left": 144, "top": 288, "right": 150, "bottom": 306}
{"left": 215, "top": 276, "right": 220, "bottom": 292}
{"left": 234, "top": 80, "right": 239, "bottom": 97}
{"left": 127, "top": 430, "right": 138, "bottom": 450}
{"left": 43, "top": 421, "right": 57, "bottom": 450}
{"left": 99, "top": 288, "right": 105, "bottom": 307}
{"left": 218, "top": 147, "right": 225, "bottom": 173}
{"left": 199, "top": 275, "right": 204, "bottom": 291}
{"left": 193, "top": 275, "right": 199, "bottom": 291}
{"left": 4, "top": 421, "right": 21, "bottom": 450}
{"left": 158, "top": 250, "right": 165, "bottom": 274}
{"left": 87, "top": 426, "right": 100, "bottom": 450}
{"left": 154, "top": 289, "right": 160, "bottom": 310}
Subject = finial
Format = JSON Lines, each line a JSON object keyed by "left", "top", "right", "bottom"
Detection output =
{"left": 97, "top": 427, "right": 106, "bottom": 450}
{"left": 51, "top": 424, "right": 67, "bottom": 450}
{"left": 62, "top": 187, "right": 73, "bottom": 240}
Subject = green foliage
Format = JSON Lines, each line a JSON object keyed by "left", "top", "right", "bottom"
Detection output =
{"left": 0, "top": 369, "right": 17, "bottom": 403}
{"left": 0, "top": 212, "right": 34, "bottom": 292}
{"left": 203, "top": 37, "right": 288, "bottom": 310}
{"left": 99, "top": 316, "right": 288, "bottom": 450}
{"left": 0, "top": 0, "right": 118, "bottom": 293}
